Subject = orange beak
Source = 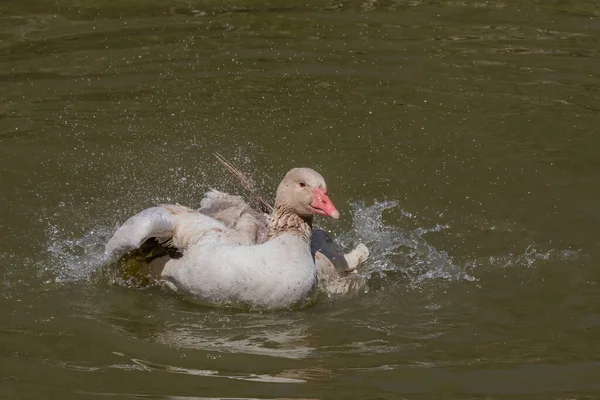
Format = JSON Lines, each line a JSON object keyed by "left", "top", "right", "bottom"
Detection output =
{"left": 310, "top": 187, "right": 340, "bottom": 219}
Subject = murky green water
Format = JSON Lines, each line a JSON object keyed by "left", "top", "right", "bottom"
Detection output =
{"left": 2, "top": 0, "right": 600, "bottom": 398}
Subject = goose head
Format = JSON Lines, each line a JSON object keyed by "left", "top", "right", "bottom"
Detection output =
{"left": 275, "top": 168, "right": 340, "bottom": 220}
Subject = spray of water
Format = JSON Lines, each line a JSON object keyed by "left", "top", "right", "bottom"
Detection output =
{"left": 44, "top": 224, "right": 114, "bottom": 283}
{"left": 41, "top": 195, "right": 579, "bottom": 289}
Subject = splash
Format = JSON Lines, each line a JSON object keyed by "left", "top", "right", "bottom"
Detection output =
{"left": 337, "top": 201, "right": 475, "bottom": 286}
{"left": 42, "top": 197, "right": 579, "bottom": 290}
{"left": 337, "top": 200, "right": 581, "bottom": 289}
{"left": 44, "top": 223, "right": 114, "bottom": 282}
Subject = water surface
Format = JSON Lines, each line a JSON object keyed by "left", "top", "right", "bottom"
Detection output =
{"left": 1, "top": 0, "right": 600, "bottom": 398}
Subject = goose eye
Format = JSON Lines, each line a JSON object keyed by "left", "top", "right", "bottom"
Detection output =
{"left": 298, "top": 182, "right": 306, "bottom": 188}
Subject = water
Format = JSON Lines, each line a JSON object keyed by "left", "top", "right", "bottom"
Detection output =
{"left": 2, "top": 0, "right": 600, "bottom": 398}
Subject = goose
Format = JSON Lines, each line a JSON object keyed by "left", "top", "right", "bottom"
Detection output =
{"left": 202, "top": 154, "right": 369, "bottom": 294}
{"left": 106, "top": 167, "right": 350, "bottom": 310}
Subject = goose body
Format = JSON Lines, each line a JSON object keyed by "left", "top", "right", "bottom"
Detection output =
{"left": 163, "top": 231, "right": 316, "bottom": 308}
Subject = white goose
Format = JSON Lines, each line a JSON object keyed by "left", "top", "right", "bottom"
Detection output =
{"left": 106, "top": 168, "right": 344, "bottom": 310}
{"left": 203, "top": 154, "right": 369, "bottom": 294}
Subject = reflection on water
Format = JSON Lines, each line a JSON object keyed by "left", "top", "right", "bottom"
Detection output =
{"left": 155, "top": 318, "right": 314, "bottom": 360}
{"left": 125, "top": 358, "right": 309, "bottom": 384}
